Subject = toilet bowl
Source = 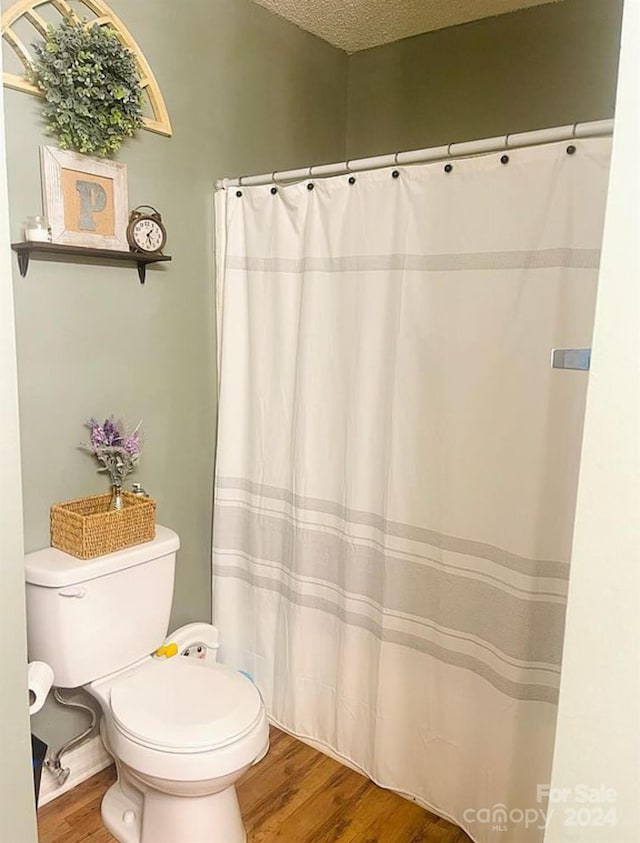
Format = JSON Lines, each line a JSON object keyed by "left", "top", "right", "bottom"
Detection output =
{"left": 24, "top": 526, "right": 267, "bottom": 843}
{"left": 91, "top": 656, "right": 269, "bottom": 843}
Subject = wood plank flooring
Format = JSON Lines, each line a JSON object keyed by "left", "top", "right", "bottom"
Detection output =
{"left": 37, "top": 727, "right": 473, "bottom": 842}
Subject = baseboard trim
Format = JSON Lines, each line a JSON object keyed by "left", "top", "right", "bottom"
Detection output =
{"left": 39, "top": 734, "right": 114, "bottom": 807}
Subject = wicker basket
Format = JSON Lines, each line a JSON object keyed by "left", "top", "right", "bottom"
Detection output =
{"left": 50, "top": 491, "right": 156, "bottom": 559}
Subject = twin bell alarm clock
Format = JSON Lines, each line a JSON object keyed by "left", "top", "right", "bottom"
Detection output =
{"left": 127, "top": 205, "right": 167, "bottom": 255}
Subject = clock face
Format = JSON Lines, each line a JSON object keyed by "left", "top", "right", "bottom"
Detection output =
{"left": 131, "top": 217, "right": 164, "bottom": 252}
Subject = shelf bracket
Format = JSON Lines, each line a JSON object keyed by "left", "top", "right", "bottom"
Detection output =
{"left": 137, "top": 262, "right": 146, "bottom": 284}
{"left": 17, "top": 250, "right": 29, "bottom": 277}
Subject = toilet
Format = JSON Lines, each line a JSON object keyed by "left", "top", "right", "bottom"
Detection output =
{"left": 24, "top": 525, "right": 268, "bottom": 843}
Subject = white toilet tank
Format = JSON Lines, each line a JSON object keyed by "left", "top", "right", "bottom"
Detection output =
{"left": 25, "top": 526, "right": 180, "bottom": 688}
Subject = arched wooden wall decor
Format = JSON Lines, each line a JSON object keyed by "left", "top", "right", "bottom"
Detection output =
{"left": 1, "top": 0, "right": 172, "bottom": 137}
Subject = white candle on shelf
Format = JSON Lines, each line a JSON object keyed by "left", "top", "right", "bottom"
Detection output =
{"left": 24, "top": 216, "right": 51, "bottom": 243}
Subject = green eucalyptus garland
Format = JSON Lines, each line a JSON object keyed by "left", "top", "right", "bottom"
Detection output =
{"left": 32, "top": 16, "right": 143, "bottom": 157}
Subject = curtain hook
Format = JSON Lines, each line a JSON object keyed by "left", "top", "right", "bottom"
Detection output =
{"left": 572, "top": 122, "right": 578, "bottom": 138}
{"left": 447, "top": 142, "right": 453, "bottom": 157}
{"left": 505, "top": 133, "right": 511, "bottom": 149}
{"left": 345, "top": 160, "right": 352, "bottom": 172}
{"left": 393, "top": 152, "right": 399, "bottom": 165}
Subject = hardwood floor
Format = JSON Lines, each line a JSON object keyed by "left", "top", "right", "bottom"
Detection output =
{"left": 37, "top": 727, "right": 473, "bottom": 842}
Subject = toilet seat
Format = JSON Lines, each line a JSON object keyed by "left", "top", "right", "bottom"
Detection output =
{"left": 109, "top": 657, "right": 263, "bottom": 753}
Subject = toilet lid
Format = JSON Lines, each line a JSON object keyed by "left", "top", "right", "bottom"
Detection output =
{"left": 109, "top": 658, "right": 263, "bottom": 752}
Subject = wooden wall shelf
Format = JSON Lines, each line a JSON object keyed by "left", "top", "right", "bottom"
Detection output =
{"left": 11, "top": 241, "right": 171, "bottom": 284}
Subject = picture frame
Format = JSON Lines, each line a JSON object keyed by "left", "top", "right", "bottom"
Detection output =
{"left": 40, "top": 146, "right": 129, "bottom": 251}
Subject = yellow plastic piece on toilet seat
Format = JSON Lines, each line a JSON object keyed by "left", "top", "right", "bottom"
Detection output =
{"left": 154, "top": 642, "right": 178, "bottom": 658}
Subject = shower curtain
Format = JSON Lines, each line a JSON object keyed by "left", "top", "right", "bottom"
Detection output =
{"left": 212, "top": 137, "right": 611, "bottom": 843}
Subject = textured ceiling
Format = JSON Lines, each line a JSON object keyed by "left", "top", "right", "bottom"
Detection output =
{"left": 250, "top": 0, "right": 562, "bottom": 53}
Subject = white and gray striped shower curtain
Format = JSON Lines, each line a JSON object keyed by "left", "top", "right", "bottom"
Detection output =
{"left": 212, "top": 138, "right": 611, "bottom": 842}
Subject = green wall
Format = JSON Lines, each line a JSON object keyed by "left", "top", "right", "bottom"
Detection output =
{"left": 346, "top": 0, "right": 623, "bottom": 158}
{"left": 2, "top": 0, "right": 347, "bottom": 751}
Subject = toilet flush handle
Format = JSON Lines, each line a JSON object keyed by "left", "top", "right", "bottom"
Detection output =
{"left": 58, "top": 587, "right": 87, "bottom": 599}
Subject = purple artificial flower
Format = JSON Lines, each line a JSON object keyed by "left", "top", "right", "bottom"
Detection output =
{"left": 91, "top": 429, "right": 104, "bottom": 450}
{"left": 102, "top": 417, "right": 122, "bottom": 446}
{"left": 81, "top": 416, "right": 143, "bottom": 486}
{"left": 123, "top": 432, "right": 140, "bottom": 458}
{"left": 86, "top": 418, "right": 103, "bottom": 451}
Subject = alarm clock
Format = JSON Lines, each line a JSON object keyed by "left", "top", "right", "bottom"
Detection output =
{"left": 127, "top": 205, "right": 167, "bottom": 255}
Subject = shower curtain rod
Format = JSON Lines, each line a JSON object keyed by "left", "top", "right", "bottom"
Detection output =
{"left": 215, "top": 118, "right": 613, "bottom": 190}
